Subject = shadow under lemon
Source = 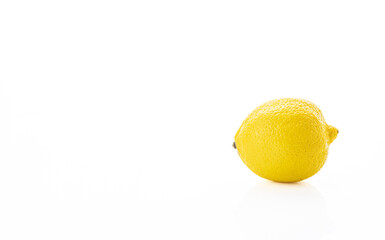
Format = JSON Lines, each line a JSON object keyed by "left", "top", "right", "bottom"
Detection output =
{"left": 236, "top": 181, "right": 334, "bottom": 240}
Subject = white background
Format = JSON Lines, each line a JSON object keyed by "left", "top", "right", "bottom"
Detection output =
{"left": 0, "top": 0, "right": 384, "bottom": 239}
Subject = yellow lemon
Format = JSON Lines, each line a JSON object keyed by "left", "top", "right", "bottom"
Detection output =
{"left": 234, "top": 98, "right": 338, "bottom": 182}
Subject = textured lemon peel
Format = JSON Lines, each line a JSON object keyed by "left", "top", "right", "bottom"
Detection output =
{"left": 234, "top": 98, "right": 338, "bottom": 183}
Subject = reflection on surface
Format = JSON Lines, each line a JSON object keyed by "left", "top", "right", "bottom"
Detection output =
{"left": 236, "top": 181, "right": 333, "bottom": 240}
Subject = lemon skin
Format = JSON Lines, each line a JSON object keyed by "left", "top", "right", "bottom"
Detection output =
{"left": 234, "top": 98, "right": 338, "bottom": 183}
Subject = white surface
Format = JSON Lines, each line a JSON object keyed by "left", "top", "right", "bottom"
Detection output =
{"left": 1, "top": 0, "right": 385, "bottom": 239}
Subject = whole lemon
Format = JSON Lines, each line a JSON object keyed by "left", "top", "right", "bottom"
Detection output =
{"left": 234, "top": 98, "right": 338, "bottom": 182}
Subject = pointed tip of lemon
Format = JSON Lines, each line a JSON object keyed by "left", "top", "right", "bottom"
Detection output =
{"left": 327, "top": 125, "right": 338, "bottom": 144}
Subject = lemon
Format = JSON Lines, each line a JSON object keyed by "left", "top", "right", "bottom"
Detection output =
{"left": 234, "top": 98, "right": 338, "bottom": 182}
